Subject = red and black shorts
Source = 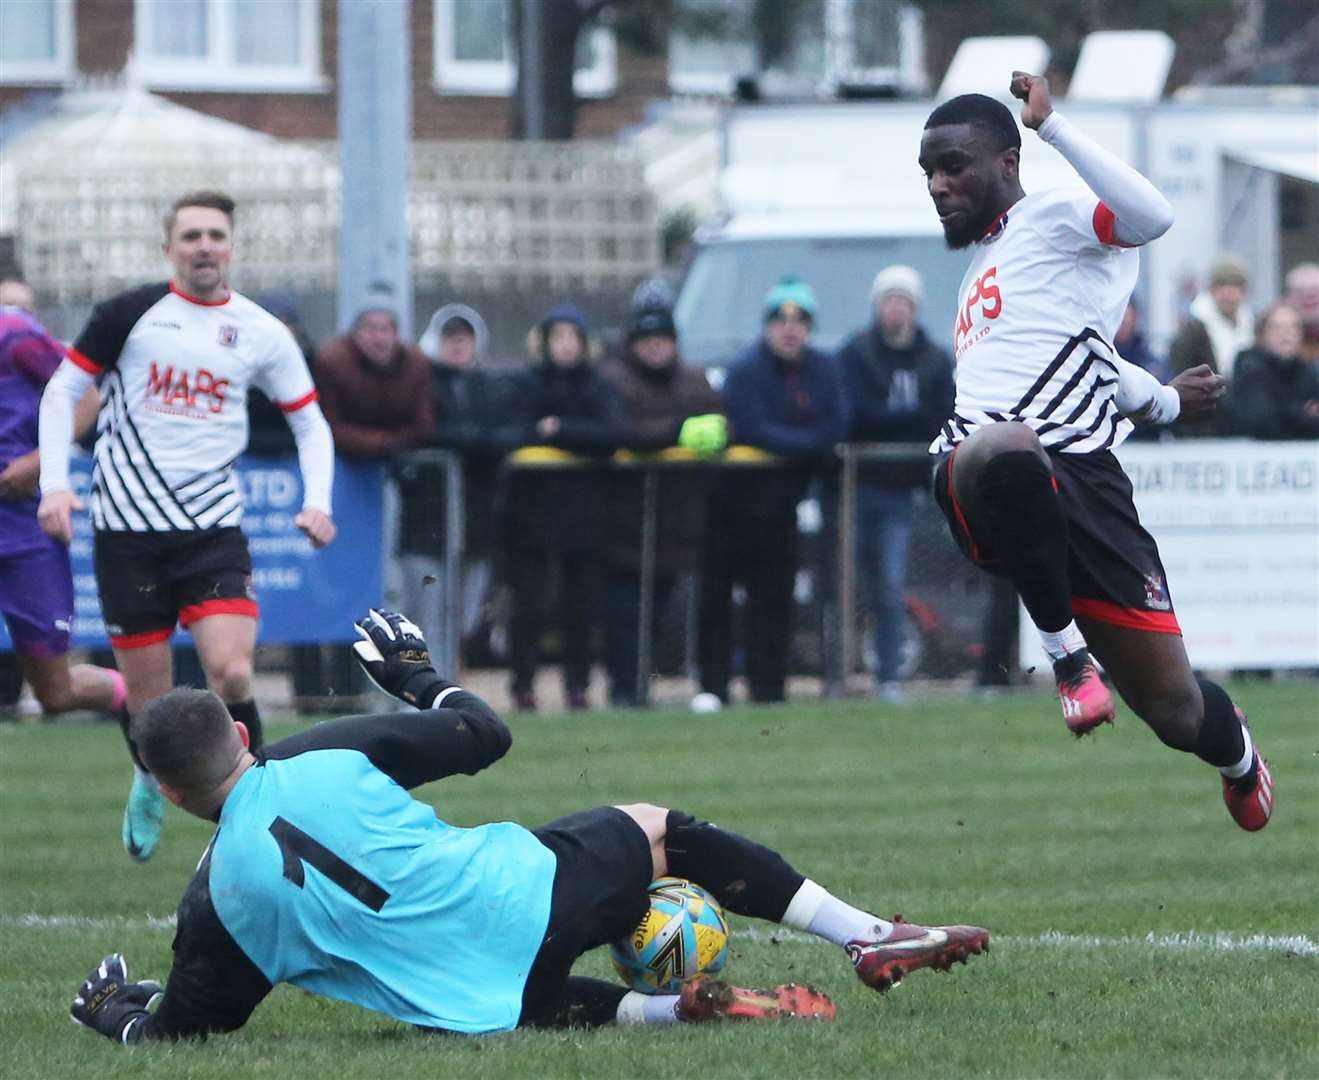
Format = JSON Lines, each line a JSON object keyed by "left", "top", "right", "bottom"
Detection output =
{"left": 933, "top": 448, "right": 1181, "bottom": 635}
{"left": 93, "top": 527, "right": 258, "bottom": 649}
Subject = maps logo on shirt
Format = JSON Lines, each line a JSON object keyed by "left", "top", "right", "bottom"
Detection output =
{"left": 146, "top": 362, "right": 230, "bottom": 415}
{"left": 954, "top": 267, "right": 1002, "bottom": 357}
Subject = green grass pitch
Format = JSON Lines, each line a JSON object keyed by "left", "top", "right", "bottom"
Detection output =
{"left": 2, "top": 680, "right": 1317, "bottom": 1079}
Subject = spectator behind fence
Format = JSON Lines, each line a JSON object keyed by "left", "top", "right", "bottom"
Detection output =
{"left": 1169, "top": 254, "right": 1252, "bottom": 437}
{"left": 599, "top": 297, "right": 726, "bottom": 708}
{"left": 1229, "top": 303, "right": 1319, "bottom": 440}
{"left": 1284, "top": 262, "right": 1319, "bottom": 363}
{"left": 837, "top": 265, "right": 953, "bottom": 703}
{"left": 415, "top": 303, "right": 525, "bottom": 660}
{"left": 698, "top": 277, "right": 848, "bottom": 705}
{"left": 497, "top": 304, "right": 625, "bottom": 712}
{"left": 316, "top": 300, "right": 435, "bottom": 691}
{"left": 1114, "top": 299, "right": 1170, "bottom": 442}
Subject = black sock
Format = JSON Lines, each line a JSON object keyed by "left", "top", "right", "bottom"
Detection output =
{"left": 978, "top": 451, "right": 1074, "bottom": 632}
{"left": 663, "top": 810, "right": 804, "bottom": 922}
{"left": 227, "top": 699, "right": 264, "bottom": 751}
{"left": 117, "top": 707, "right": 149, "bottom": 773}
{"left": 529, "top": 977, "right": 630, "bottom": 1029}
{"left": 1193, "top": 679, "right": 1247, "bottom": 770}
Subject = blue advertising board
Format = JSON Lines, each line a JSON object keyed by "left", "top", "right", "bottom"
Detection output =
{"left": 1, "top": 456, "right": 383, "bottom": 650}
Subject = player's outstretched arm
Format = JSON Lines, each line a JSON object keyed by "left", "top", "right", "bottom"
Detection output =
{"left": 1011, "top": 71, "right": 1173, "bottom": 246}
{"left": 257, "top": 608, "right": 512, "bottom": 789}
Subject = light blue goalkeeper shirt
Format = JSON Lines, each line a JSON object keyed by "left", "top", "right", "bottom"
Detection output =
{"left": 208, "top": 746, "right": 556, "bottom": 1033}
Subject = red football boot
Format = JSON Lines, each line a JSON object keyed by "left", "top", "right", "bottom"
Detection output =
{"left": 1052, "top": 648, "right": 1115, "bottom": 736}
{"left": 847, "top": 916, "right": 990, "bottom": 993}
{"left": 677, "top": 977, "right": 836, "bottom": 1022}
{"left": 1222, "top": 707, "right": 1274, "bottom": 832}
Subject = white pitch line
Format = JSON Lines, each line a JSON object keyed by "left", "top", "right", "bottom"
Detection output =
{"left": 3, "top": 915, "right": 1315, "bottom": 956}
{"left": 737, "top": 927, "right": 1318, "bottom": 955}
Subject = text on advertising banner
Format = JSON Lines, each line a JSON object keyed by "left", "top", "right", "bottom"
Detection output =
{"left": 1019, "top": 439, "right": 1319, "bottom": 671}
{"left": 0, "top": 456, "right": 383, "bottom": 651}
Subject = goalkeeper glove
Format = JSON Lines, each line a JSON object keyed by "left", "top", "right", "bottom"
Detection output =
{"left": 677, "top": 413, "right": 728, "bottom": 456}
{"left": 352, "top": 608, "right": 442, "bottom": 706}
{"left": 71, "top": 953, "right": 162, "bottom": 1044}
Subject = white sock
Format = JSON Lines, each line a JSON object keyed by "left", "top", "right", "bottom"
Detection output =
{"left": 615, "top": 990, "right": 681, "bottom": 1025}
{"left": 780, "top": 879, "right": 893, "bottom": 946}
{"left": 1039, "top": 621, "right": 1087, "bottom": 661}
{"left": 1220, "top": 722, "right": 1255, "bottom": 780}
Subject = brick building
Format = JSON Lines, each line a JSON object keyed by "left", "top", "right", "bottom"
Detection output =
{"left": 0, "top": 0, "right": 673, "bottom": 141}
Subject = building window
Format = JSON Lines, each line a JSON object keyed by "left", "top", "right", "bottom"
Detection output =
{"left": 0, "top": 0, "right": 73, "bottom": 85}
{"left": 433, "top": 0, "right": 616, "bottom": 97}
{"left": 668, "top": 0, "right": 759, "bottom": 95}
{"left": 133, "top": 0, "right": 324, "bottom": 91}
{"left": 668, "top": 0, "right": 924, "bottom": 97}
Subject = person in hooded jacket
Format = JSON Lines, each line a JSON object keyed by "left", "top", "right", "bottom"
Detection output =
{"left": 497, "top": 305, "right": 625, "bottom": 711}
{"left": 403, "top": 304, "right": 524, "bottom": 665}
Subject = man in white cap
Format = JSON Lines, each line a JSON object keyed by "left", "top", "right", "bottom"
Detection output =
{"left": 837, "top": 266, "right": 954, "bottom": 702}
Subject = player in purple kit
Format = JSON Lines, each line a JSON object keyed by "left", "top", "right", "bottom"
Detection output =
{"left": 0, "top": 280, "right": 126, "bottom": 720}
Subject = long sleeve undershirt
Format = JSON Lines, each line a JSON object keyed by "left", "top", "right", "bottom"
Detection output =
{"left": 1037, "top": 111, "right": 1174, "bottom": 247}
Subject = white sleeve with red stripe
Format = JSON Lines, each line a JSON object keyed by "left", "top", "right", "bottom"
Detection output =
{"left": 37, "top": 358, "right": 96, "bottom": 495}
{"left": 256, "top": 323, "right": 317, "bottom": 408}
{"left": 285, "top": 399, "right": 335, "bottom": 515}
{"left": 1037, "top": 112, "right": 1174, "bottom": 247}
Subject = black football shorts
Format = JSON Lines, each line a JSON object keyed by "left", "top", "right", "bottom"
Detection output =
{"left": 519, "top": 806, "right": 655, "bottom": 1026}
{"left": 934, "top": 447, "right": 1181, "bottom": 634}
{"left": 93, "top": 527, "right": 257, "bottom": 648}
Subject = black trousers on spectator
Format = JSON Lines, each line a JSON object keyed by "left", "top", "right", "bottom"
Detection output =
{"left": 698, "top": 512, "right": 797, "bottom": 704}
{"left": 605, "top": 572, "right": 678, "bottom": 707}
{"left": 506, "top": 546, "right": 598, "bottom": 698}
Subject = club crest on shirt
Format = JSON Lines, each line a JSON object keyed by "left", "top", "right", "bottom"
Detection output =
{"left": 218, "top": 324, "right": 239, "bottom": 347}
{"left": 1143, "top": 572, "right": 1171, "bottom": 611}
{"left": 981, "top": 211, "right": 1009, "bottom": 244}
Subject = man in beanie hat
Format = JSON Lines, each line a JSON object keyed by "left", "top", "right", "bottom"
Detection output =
{"left": 837, "top": 265, "right": 954, "bottom": 702}
{"left": 1168, "top": 253, "right": 1253, "bottom": 436}
{"left": 697, "top": 276, "right": 848, "bottom": 705}
{"left": 600, "top": 293, "right": 725, "bottom": 706}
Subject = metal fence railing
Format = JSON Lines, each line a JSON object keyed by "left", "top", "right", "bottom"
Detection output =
{"left": 367, "top": 443, "right": 995, "bottom": 708}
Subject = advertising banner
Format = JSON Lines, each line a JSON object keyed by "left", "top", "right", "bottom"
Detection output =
{"left": 1, "top": 457, "right": 383, "bottom": 651}
{"left": 1021, "top": 440, "right": 1319, "bottom": 671}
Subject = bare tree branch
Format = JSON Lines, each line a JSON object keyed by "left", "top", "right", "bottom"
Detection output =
{"left": 1190, "top": 9, "right": 1319, "bottom": 84}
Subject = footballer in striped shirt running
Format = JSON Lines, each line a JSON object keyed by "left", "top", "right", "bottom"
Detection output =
{"left": 37, "top": 191, "right": 339, "bottom": 862}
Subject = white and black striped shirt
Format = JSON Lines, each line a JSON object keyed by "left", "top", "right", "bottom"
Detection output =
{"left": 930, "top": 187, "right": 1140, "bottom": 456}
{"left": 67, "top": 282, "right": 319, "bottom": 531}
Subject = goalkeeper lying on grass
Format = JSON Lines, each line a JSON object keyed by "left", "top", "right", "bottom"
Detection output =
{"left": 71, "top": 609, "right": 989, "bottom": 1043}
